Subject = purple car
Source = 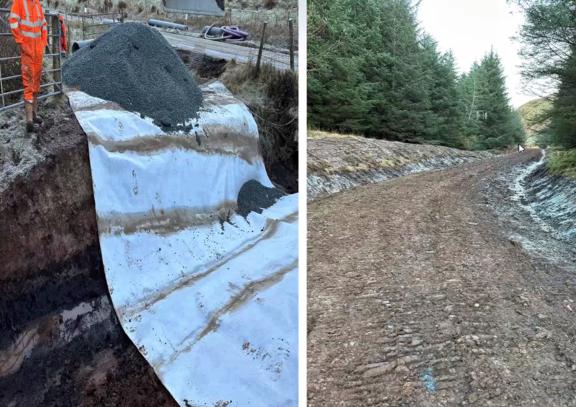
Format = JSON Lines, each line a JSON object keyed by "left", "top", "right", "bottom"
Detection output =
{"left": 202, "top": 24, "right": 249, "bottom": 41}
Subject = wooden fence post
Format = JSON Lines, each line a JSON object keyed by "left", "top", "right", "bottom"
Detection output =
{"left": 255, "top": 21, "right": 267, "bottom": 78}
{"left": 226, "top": 8, "right": 232, "bottom": 25}
{"left": 0, "top": 63, "right": 5, "bottom": 108}
{"left": 288, "top": 18, "right": 294, "bottom": 71}
{"left": 66, "top": 14, "right": 71, "bottom": 53}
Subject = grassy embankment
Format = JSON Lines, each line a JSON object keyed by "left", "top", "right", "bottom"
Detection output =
{"left": 548, "top": 149, "right": 576, "bottom": 178}
{"left": 519, "top": 98, "right": 576, "bottom": 179}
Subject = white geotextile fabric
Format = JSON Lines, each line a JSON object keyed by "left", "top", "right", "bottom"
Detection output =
{"left": 66, "top": 82, "right": 298, "bottom": 406}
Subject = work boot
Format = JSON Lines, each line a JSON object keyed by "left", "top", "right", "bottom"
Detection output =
{"left": 32, "top": 97, "right": 43, "bottom": 125}
{"left": 25, "top": 102, "right": 37, "bottom": 134}
{"left": 26, "top": 121, "right": 39, "bottom": 133}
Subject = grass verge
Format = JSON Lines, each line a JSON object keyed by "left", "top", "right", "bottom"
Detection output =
{"left": 548, "top": 149, "right": 576, "bottom": 179}
{"left": 222, "top": 61, "right": 298, "bottom": 192}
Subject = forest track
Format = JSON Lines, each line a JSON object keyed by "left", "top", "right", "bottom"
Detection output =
{"left": 308, "top": 150, "right": 576, "bottom": 406}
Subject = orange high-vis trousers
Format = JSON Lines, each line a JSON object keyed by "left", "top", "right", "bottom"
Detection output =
{"left": 9, "top": 0, "right": 48, "bottom": 103}
{"left": 20, "top": 41, "right": 44, "bottom": 103}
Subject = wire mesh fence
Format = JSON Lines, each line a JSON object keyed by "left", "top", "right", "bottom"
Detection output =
{"left": 65, "top": 11, "right": 121, "bottom": 41}
{"left": 158, "top": 14, "right": 297, "bottom": 71}
{"left": 0, "top": 7, "right": 295, "bottom": 113}
{"left": 171, "top": 6, "right": 298, "bottom": 50}
{"left": 0, "top": 7, "right": 63, "bottom": 112}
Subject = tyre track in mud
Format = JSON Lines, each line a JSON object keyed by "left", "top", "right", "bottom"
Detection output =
{"left": 308, "top": 150, "right": 576, "bottom": 406}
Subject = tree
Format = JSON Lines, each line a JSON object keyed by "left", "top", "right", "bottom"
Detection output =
{"left": 425, "top": 46, "right": 465, "bottom": 146}
{"left": 513, "top": 0, "right": 576, "bottom": 148}
{"left": 549, "top": 44, "right": 576, "bottom": 148}
{"left": 308, "top": 0, "right": 524, "bottom": 149}
{"left": 308, "top": 0, "right": 466, "bottom": 146}
{"left": 513, "top": 0, "right": 576, "bottom": 86}
{"left": 458, "top": 51, "right": 524, "bottom": 149}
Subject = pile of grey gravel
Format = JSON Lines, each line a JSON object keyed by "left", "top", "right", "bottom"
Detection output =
{"left": 237, "top": 180, "right": 286, "bottom": 217}
{"left": 63, "top": 23, "right": 203, "bottom": 131}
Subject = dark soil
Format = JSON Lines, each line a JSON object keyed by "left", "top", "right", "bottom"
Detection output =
{"left": 63, "top": 23, "right": 203, "bottom": 131}
{"left": 308, "top": 150, "right": 576, "bottom": 406}
{"left": 236, "top": 179, "right": 285, "bottom": 217}
{"left": 177, "top": 50, "right": 228, "bottom": 83}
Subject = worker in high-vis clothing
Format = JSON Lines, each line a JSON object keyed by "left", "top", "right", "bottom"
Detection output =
{"left": 8, "top": 0, "right": 48, "bottom": 133}
{"left": 58, "top": 14, "right": 67, "bottom": 56}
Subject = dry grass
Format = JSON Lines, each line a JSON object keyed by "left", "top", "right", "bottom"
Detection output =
{"left": 222, "top": 61, "right": 298, "bottom": 192}
{"left": 308, "top": 130, "right": 364, "bottom": 140}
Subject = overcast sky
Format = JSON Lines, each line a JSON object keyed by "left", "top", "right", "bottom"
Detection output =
{"left": 417, "top": 0, "right": 535, "bottom": 108}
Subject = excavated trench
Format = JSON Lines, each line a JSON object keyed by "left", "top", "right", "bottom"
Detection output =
{"left": 0, "top": 101, "right": 177, "bottom": 406}
{"left": 491, "top": 150, "right": 576, "bottom": 270}
{"left": 0, "top": 49, "right": 296, "bottom": 405}
{"left": 522, "top": 158, "right": 576, "bottom": 242}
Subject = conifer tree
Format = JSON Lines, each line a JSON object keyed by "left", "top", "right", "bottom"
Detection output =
{"left": 309, "top": 0, "right": 525, "bottom": 149}
{"left": 514, "top": 0, "right": 576, "bottom": 149}
{"left": 458, "top": 51, "right": 524, "bottom": 149}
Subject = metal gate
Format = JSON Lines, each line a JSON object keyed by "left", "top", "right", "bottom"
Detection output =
{"left": 0, "top": 8, "right": 62, "bottom": 113}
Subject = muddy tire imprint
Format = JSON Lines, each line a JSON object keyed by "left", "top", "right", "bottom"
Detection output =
{"left": 308, "top": 150, "right": 576, "bottom": 406}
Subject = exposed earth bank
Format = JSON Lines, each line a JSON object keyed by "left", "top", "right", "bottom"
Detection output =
{"left": 0, "top": 100, "right": 177, "bottom": 406}
{"left": 308, "top": 149, "right": 576, "bottom": 406}
{"left": 307, "top": 131, "right": 493, "bottom": 200}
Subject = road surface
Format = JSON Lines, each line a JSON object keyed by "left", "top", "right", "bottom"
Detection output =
{"left": 161, "top": 31, "right": 297, "bottom": 71}
{"left": 61, "top": 16, "right": 297, "bottom": 71}
{"left": 308, "top": 151, "right": 576, "bottom": 406}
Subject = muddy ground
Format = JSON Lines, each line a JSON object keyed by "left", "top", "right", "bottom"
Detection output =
{"left": 0, "top": 100, "right": 176, "bottom": 406}
{"left": 308, "top": 150, "right": 576, "bottom": 406}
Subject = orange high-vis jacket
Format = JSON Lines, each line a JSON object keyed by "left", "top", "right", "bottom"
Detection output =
{"left": 8, "top": 0, "right": 48, "bottom": 46}
{"left": 9, "top": 0, "right": 47, "bottom": 102}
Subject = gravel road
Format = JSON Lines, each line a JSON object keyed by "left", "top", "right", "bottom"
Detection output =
{"left": 308, "top": 150, "right": 576, "bottom": 406}
{"left": 161, "top": 31, "right": 298, "bottom": 71}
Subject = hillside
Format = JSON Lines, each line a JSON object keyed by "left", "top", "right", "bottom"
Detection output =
{"left": 518, "top": 98, "right": 553, "bottom": 147}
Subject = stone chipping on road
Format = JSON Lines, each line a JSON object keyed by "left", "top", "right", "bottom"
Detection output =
{"left": 308, "top": 150, "right": 576, "bottom": 406}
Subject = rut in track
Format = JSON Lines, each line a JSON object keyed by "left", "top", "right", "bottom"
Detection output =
{"left": 308, "top": 150, "right": 576, "bottom": 406}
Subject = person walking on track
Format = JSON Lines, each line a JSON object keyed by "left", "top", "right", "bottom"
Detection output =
{"left": 8, "top": 0, "right": 48, "bottom": 133}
